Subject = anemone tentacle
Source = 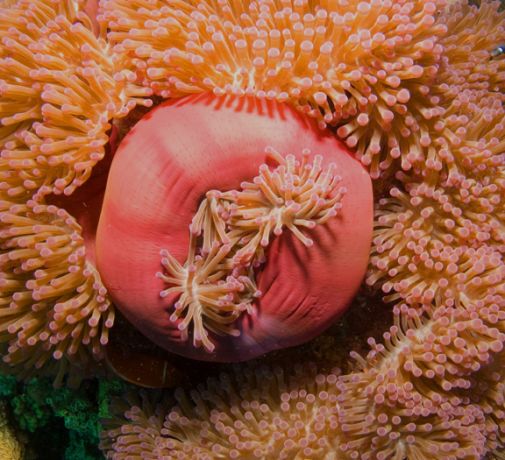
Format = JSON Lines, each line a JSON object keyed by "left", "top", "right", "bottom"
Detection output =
{"left": 101, "top": 363, "right": 343, "bottom": 459}
{"left": 368, "top": 186, "right": 505, "bottom": 308}
{"left": 0, "top": 0, "right": 152, "bottom": 202}
{"left": 0, "top": 199, "right": 114, "bottom": 379}
{"left": 101, "top": 0, "right": 449, "bottom": 179}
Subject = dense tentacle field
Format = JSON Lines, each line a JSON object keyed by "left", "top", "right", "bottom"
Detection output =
{"left": 0, "top": 0, "right": 504, "bottom": 458}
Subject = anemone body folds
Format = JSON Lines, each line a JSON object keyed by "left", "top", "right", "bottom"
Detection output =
{"left": 96, "top": 95, "right": 373, "bottom": 361}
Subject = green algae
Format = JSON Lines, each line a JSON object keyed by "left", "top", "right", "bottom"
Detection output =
{"left": 0, "top": 375, "right": 124, "bottom": 459}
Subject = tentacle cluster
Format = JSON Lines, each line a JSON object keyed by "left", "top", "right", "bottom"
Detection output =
{"left": 357, "top": 1, "right": 505, "bottom": 458}
{"left": 100, "top": 0, "right": 505, "bottom": 182}
{"left": 99, "top": 390, "right": 174, "bottom": 460}
{"left": 0, "top": 199, "right": 114, "bottom": 383}
{"left": 157, "top": 148, "right": 345, "bottom": 352}
{"left": 368, "top": 185, "right": 504, "bottom": 309}
{"left": 100, "top": 363, "right": 342, "bottom": 460}
{"left": 0, "top": 0, "right": 152, "bottom": 202}
{"left": 392, "top": 0, "right": 505, "bottom": 181}
{"left": 338, "top": 366, "right": 486, "bottom": 459}
{"left": 101, "top": 0, "right": 448, "bottom": 179}
{"left": 0, "top": 0, "right": 129, "bottom": 381}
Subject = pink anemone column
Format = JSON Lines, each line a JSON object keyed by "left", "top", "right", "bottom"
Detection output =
{"left": 96, "top": 94, "right": 373, "bottom": 361}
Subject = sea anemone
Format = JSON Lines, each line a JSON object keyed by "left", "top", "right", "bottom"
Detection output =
{"left": 0, "top": 0, "right": 150, "bottom": 202}
{"left": 0, "top": 0, "right": 372, "bottom": 377}
{"left": 101, "top": 0, "right": 447, "bottom": 179}
{"left": 97, "top": 0, "right": 505, "bottom": 458}
{"left": 96, "top": 94, "right": 372, "bottom": 361}
{"left": 0, "top": 199, "right": 113, "bottom": 382}
{"left": 0, "top": 0, "right": 124, "bottom": 380}
{"left": 100, "top": 363, "right": 343, "bottom": 459}
{"left": 368, "top": 184, "right": 504, "bottom": 309}
{"left": 99, "top": 358, "right": 492, "bottom": 459}
{"left": 1, "top": 0, "right": 504, "bottom": 458}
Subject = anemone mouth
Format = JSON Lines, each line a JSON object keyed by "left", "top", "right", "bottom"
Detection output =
{"left": 156, "top": 147, "right": 348, "bottom": 352}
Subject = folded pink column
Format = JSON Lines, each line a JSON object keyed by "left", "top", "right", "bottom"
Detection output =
{"left": 96, "top": 94, "right": 373, "bottom": 361}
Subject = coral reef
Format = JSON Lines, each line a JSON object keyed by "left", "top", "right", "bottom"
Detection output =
{"left": 0, "top": 0, "right": 503, "bottom": 458}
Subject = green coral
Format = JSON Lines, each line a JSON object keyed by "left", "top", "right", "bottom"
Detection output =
{"left": 0, "top": 374, "right": 125, "bottom": 459}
